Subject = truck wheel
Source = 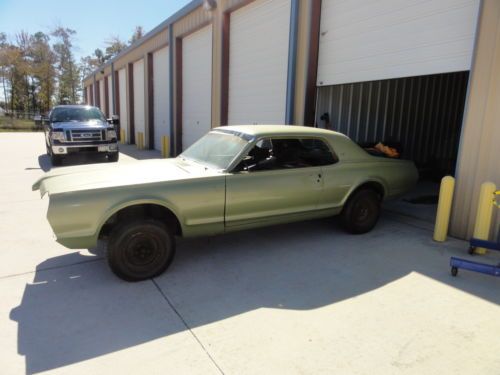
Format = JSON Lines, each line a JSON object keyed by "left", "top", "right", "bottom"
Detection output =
{"left": 340, "top": 189, "right": 381, "bottom": 234}
{"left": 50, "top": 154, "right": 62, "bottom": 166}
{"left": 107, "top": 219, "right": 175, "bottom": 281}
{"left": 108, "top": 152, "right": 119, "bottom": 162}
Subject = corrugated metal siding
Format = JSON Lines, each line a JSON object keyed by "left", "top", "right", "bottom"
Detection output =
{"left": 173, "top": 5, "right": 212, "bottom": 36}
{"left": 315, "top": 71, "right": 469, "bottom": 173}
{"left": 113, "top": 30, "right": 169, "bottom": 71}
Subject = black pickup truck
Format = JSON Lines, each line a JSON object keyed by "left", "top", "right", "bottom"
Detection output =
{"left": 44, "top": 105, "right": 119, "bottom": 166}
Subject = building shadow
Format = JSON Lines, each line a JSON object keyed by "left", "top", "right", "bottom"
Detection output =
{"left": 9, "top": 217, "right": 500, "bottom": 374}
{"left": 118, "top": 144, "right": 163, "bottom": 160}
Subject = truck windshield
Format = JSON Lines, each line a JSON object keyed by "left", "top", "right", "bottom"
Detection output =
{"left": 50, "top": 107, "right": 106, "bottom": 123}
{"left": 180, "top": 130, "right": 252, "bottom": 170}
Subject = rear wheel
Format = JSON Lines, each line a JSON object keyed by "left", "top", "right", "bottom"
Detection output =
{"left": 340, "top": 189, "right": 381, "bottom": 234}
{"left": 107, "top": 219, "right": 175, "bottom": 281}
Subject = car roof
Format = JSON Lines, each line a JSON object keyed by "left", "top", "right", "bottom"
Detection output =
{"left": 215, "top": 125, "right": 348, "bottom": 139}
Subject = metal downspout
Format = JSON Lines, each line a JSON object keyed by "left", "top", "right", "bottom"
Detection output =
{"left": 285, "top": 0, "right": 299, "bottom": 124}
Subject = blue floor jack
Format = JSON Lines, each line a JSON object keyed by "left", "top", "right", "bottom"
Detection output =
{"left": 450, "top": 191, "right": 500, "bottom": 277}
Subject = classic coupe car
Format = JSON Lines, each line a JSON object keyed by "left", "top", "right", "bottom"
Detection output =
{"left": 33, "top": 125, "right": 418, "bottom": 281}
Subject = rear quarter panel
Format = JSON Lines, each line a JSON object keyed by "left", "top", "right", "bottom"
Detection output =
{"left": 321, "top": 133, "right": 418, "bottom": 208}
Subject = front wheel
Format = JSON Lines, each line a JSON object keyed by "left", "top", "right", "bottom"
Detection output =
{"left": 107, "top": 219, "right": 175, "bottom": 281}
{"left": 50, "top": 153, "right": 62, "bottom": 166}
{"left": 340, "top": 189, "right": 381, "bottom": 234}
{"left": 107, "top": 152, "right": 119, "bottom": 162}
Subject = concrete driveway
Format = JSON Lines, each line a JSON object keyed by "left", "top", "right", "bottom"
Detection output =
{"left": 1, "top": 132, "right": 499, "bottom": 375}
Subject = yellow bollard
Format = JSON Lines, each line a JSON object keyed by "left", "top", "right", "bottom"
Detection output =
{"left": 161, "top": 135, "right": 170, "bottom": 158}
{"left": 472, "top": 182, "right": 497, "bottom": 254}
{"left": 120, "top": 129, "right": 126, "bottom": 144}
{"left": 433, "top": 176, "right": 455, "bottom": 242}
{"left": 137, "top": 132, "right": 144, "bottom": 150}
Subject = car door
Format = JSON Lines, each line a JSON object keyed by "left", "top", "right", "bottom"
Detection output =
{"left": 224, "top": 137, "right": 323, "bottom": 228}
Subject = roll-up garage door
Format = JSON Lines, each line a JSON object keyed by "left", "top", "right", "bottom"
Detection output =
{"left": 133, "top": 59, "right": 146, "bottom": 143}
{"left": 118, "top": 68, "right": 128, "bottom": 142}
{"left": 317, "top": 0, "right": 480, "bottom": 86}
{"left": 182, "top": 25, "right": 212, "bottom": 150}
{"left": 228, "top": 0, "right": 291, "bottom": 125}
{"left": 107, "top": 75, "right": 113, "bottom": 116}
{"left": 153, "top": 47, "right": 169, "bottom": 151}
{"left": 99, "top": 80, "right": 105, "bottom": 112}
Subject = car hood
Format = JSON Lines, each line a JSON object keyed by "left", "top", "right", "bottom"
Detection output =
{"left": 52, "top": 120, "right": 108, "bottom": 129}
{"left": 32, "top": 158, "right": 220, "bottom": 197}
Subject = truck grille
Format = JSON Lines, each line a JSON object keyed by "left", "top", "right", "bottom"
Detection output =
{"left": 67, "top": 129, "right": 105, "bottom": 142}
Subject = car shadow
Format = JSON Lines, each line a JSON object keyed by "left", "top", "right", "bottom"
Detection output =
{"left": 10, "top": 218, "right": 500, "bottom": 374}
{"left": 37, "top": 153, "right": 110, "bottom": 171}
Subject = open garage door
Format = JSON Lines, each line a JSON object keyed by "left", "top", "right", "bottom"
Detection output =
{"left": 317, "top": 0, "right": 480, "bottom": 86}
{"left": 315, "top": 0, "right": 480, "bottom": 223}
{"left": 118, "top": 68, "right": 128, "bottom": 143}
{"left": 133, "top": 59, "right": 146, "bottom": 145}
{"left": 182, "top": 25, "right": 212, "bottom": 150}
{"left": 228, "top": 0, "right": 291, "bottom": 125}
{"left": 153, "top": 47, "right": 169, "bottom": 152}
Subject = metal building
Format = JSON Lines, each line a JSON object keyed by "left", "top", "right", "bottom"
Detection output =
{"left": 82, "top": 0, "right": 500, "bottom": 240}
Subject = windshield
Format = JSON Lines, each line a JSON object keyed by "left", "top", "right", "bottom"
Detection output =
{"left": 50, "top": 107, "right": 106, "bottom": 123}
{"left": 180, "top": 130, "right": 252, "bottom": 170}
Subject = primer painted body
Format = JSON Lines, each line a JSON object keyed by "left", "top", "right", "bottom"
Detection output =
{"left": 33, "top": 126, "right": 418, "bottom": 249}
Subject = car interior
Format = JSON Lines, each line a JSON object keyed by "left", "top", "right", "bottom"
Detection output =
{"left": 241, "top": 138, "right": 338, "bottom": 172}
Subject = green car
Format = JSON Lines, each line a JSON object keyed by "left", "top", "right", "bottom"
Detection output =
{"left": 33, "top": 125, "right": 418, "bottom": 281}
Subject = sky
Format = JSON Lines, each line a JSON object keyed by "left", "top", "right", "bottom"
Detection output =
{"left": 0, "top": 0, "right": 191, "bottom": 59}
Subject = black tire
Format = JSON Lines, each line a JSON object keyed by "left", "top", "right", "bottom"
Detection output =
{"left": 50, "top": 153, "right": 62, "bottom": 166}
{"left": 107, "top": 219, "right": 175, "bottom": 281}
{"left": 468, "top": 246, "right": 475, "bottom": 255}
{"left": 108, "top": 152, "right": 119, "bottom": 162}
{"left": 340, "top": 189, "right": 381, "bottom": 234}
{"left": 451, "top": 267, "right": 458, "bottom": 277}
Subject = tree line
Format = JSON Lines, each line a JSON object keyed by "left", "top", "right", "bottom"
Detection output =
{"left": 0, "top": 26, "right": 145, "bottom": 115}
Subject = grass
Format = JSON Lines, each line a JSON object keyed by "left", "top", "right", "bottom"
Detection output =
{"left": 0, "top": 116, "right": 42, "bottom": 132}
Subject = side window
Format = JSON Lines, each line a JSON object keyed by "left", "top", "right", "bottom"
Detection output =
{"left": 298, "top": 138, "right": 338, "bottom": 166}
{"left": 239, "top": 137, "right": 337, "bottom": 172}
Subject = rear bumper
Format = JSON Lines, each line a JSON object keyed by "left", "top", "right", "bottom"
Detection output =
{"left": 52, "top": 143, "right": 118, "bottom": 155}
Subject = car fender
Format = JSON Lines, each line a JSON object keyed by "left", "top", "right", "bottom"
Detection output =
{"left": 341, "top": 177, "right": 388, "bottom": 206}
{"left": 96, "top": 197, "right": 184, "bottom": 235}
